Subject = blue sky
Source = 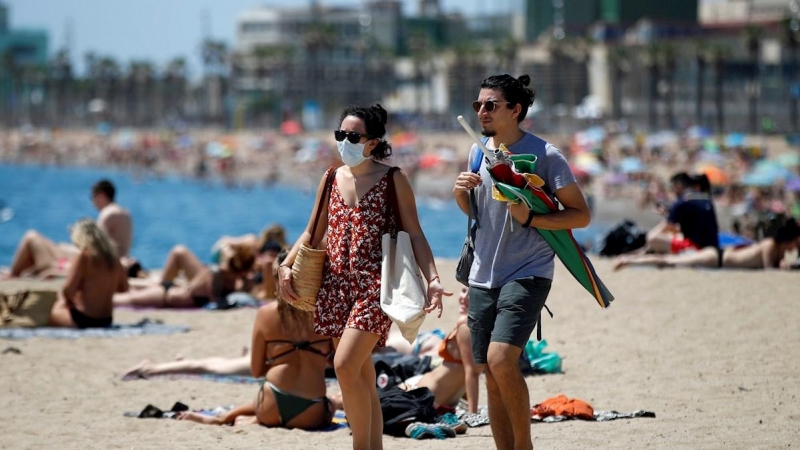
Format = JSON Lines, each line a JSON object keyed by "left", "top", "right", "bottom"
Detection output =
{"left": 5, "top": 0, "right": 519, "bottom": 76}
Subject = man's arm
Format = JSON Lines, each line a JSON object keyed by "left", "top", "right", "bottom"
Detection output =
{"left": 507, "top": 183, "right": 591, "bottom": 230}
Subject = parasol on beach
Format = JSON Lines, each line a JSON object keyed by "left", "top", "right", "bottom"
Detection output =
{"left": 457, "top": 116, "right": 614, "bottom": 308}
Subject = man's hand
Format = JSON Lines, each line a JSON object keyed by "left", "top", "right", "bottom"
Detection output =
{"left": 454, "top": 172, "right": 482, "bottom": 192}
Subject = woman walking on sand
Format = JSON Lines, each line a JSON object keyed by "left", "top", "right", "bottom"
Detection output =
{"left": 279, "top": 104, "right": 450, "bottom": 450}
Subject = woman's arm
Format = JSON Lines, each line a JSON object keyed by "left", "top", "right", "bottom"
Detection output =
{"left": 61, "top": 251, "right": 87, "bottom": 307}
{"left": 278, "top": 170, "right": 333, "bottom": 302}
{"left": 393, "top": 169, "right": 451, "bottom": 316}
{"left": 455, "top": 323, "right": 482, "bottom": 414}
{"left": 250, "top": 305, "right": 269, "bottom": 378}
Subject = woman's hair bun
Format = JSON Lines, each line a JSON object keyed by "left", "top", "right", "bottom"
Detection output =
{"left": 518, "top": 75, "right": 531, "bottom": 87}
{"left": 370, "top": 104, "right": 388, "bottom": 125}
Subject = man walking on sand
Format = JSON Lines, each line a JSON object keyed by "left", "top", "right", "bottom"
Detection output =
{"left": 453, "top": 74, "right": 590, "bottom": 450}
{"left": 4, "top": 179, "right": 133, "bottom": 278}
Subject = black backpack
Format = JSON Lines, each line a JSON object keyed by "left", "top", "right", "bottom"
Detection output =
{"left": 378, "top": 385, "right": 438, "bottom": 436}
{"left": 599, "top": 220, "right": 646, "bottom": 256}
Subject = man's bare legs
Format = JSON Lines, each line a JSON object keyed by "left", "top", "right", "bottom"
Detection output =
{"left": 334, "top": 329, "right": 383, "bottom": 450}
{"left": 615, "top": 247, "right": 720, "bottom": 271}
{"left": 7, "top": 230, "right": 61, "bottom": 277}
{"left": 485, "top": 342, "right": 533, "bottom": 450}
{"left": 160, "top": 245, "right": 204, "bottom": 283}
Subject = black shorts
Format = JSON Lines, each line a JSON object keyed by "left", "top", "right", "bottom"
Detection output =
{"left": 467, "top": 276, "right": 552, "bottom": 365}
{"left": 69, "top": 307, "right": 113, "bottom": 329}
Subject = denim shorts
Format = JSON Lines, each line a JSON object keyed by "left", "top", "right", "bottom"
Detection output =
{"left": 467, "top": 276, "right": 552, "bottom": 365}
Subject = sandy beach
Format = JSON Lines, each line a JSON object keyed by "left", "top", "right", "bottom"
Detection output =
{"left": 1, "top": 257, "right": 798, "bottom": 450}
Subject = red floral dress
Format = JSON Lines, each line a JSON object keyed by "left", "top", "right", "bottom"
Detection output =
{"left": 314, "top": 171, "right": 394, "bottom": 347}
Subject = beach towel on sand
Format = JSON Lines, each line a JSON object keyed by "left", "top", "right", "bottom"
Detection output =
{"left": 530, "top": 394, "right": 656, "bottom": 423}
{"left": 0, "top": 319, "right": 188, "bottom": 340}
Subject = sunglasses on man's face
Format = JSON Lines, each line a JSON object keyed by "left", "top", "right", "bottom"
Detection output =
{"left": 472, "top": 100, "right": 510, "bottom": 113}
{"left": 334, "top": 130, "right": 369, "bottom": 144}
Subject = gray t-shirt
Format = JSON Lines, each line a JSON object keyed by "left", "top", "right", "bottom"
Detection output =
{"left": 468, "top": 132, "right": 576, "bottom": 288}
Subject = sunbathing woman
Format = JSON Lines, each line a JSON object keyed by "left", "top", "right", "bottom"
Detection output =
{"left": 211, "top": 224, "right": 288, "bottom": 300}
{"left": 614, "top": 218, "right": 800, "bottom": 271}
{"left": 113, "top": 243, "right": 255, "bottom": 308}
{"left": 49, "top": 219, "right": 129, "bottom": 328}
{"left": 176, "top": 262, "right": 335, "bottom": 428}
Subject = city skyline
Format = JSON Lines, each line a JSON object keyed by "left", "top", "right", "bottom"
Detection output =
{"left": 4, "top": 0, "right": 520, "bottom": 76}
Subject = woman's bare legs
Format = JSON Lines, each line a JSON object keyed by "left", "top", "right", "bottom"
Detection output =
{"left": 615, "top": 247, "right": 719, "bottom": 271}
{"left": 160, "top": 245, "right": 205, "bottom": 283}
{"left": 177, "top": 401, "right": 257, "bottom": 426}
{"left": 8, "top": 230, "right": 61, "bottom": 277}
{"left": 124, "top": 354, "right": 250, "bottom": 378}
{"left": 112, "top": 285, "right": 195, "bottom": 308}
{"left": 334, "top": 329, "right": 383, "bottom": 450}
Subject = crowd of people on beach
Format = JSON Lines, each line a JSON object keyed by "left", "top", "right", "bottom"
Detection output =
{"left": 3, "top": 73, "right": 800, "bottom": 450}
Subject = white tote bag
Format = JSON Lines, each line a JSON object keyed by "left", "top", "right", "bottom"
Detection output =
{"left": 380, "top": 167, "right": 427, "bottom": 344}
{"left": 380, "top": 230, "right": 427, "bottom": 344}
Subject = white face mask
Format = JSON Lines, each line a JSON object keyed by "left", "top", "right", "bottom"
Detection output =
{"left": 337, "top": 140, "right": 369, "bottom": 167}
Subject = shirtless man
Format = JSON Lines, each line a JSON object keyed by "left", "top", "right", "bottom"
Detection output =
{"left": 615, "top": 218, "right": 800, "bottom": 271}
{"left": 4, "top": 179, "right": 133, "bottom": 278}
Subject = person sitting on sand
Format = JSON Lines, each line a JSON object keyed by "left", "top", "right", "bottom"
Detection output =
{"left": 174, "top": 253, "right": 335, "bottom": 429}
{"left": 4, "top": 179, "right": 134, "bottom": 279}
{"left": 113, "top": 243, "right": 254, "bottom": 308}
{"left": 211, "top": 224, "right": 288, "bottom": 300}
{"left": 642, "top": 173, "right": 720, "bottom": 257}
{"left": 615, "top": 218, "right": 800, "bottom": 271}
{"left": 49, "top": 219, "right": 129, "bottom": 328}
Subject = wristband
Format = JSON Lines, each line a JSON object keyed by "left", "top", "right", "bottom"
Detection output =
{"left": 427, "top": 274, "right": 440, "bottom": 283}
{"left": 523, "top": 209, "right": 535, "bottom": 228}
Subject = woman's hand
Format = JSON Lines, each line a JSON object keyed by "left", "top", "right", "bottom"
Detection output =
{"left": 424, "top": 278, "right": 452, "bottom": 318}
{"left": 277, "top": 265, "right": 300, "bottom": 302}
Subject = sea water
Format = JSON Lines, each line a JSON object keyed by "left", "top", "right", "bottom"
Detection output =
{"left": 0, "top": 164, "right": 600, "bottom": 269}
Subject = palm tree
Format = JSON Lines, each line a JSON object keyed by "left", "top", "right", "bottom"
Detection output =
{"left": 643, "top": 43, "right": 662, "bottom": 131}
{"left": 409, "top": 32, "right": 433, "bottom": 113}
{"left": 608, "top": 45, "right": 631, "bottom": 121}
{"left": 301, "top": 23, "right": 335, "bottom": 108}
{"left": 661, "top": 44, "right": 677, "bottom": 130}
{"left": 50, "top": 48, "right": 73, "bottom": 124}
{"left": 783, "top": 16, "right": 800, "bottom": 132}
{"left": 744, "top": 25, "right": 762, "bottom": 133}
{"left": 451, "top": 39, "right": 485, "bottom": 116}
{"left": 163, "top": 57, "right": 188, "bottom": 120}
{"left": 201, "top": 39, "right": 228, "bottom": 124}
{"left": 694, "top": 40, "right": 708, "bottom": 126}
{"left": 711, "top": 45, "right": 728, "bottom": 133}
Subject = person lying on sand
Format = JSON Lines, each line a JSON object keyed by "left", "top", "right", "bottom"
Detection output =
{"left": 211, "top": 224, "right": 288, "bottom": 300}
{"left": 113, "top": 244, "right": 254, "bottom": 308}
{"left": 123, "top": 350, "right": 251, "bottom": 378}
{"left": 49, "top": 219, "right": 128, "bottom": 328}
{"left": 614, "top": 218, "right": 800, "bottom": 271}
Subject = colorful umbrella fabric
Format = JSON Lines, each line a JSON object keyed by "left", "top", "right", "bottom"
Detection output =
{"left": 487, "top": 153, "right": 614, "bottom": 308}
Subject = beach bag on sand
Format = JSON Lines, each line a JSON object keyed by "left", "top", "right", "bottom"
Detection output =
{"left": 289, "top": 167, "right": 337, "bottom": 312}
{"left": 380, "top": 167, "right": 428, "bottom": 344}
{"left": 379, "top": 385, "right": 437, "bottom": 436}
{"left": 0, "top": 290, "right": 58, "bottom": 328}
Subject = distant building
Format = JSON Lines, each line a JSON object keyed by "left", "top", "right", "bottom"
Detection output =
{"left": 0, "top": 2, "right": 49, "bottom": 123}
{"left": 700, "top": 0, "right": 790, "bottom": 25}
{"left": 0, "top": 3, "right": 48, "bottom": 66}
{"left": 523, "top": 0, "right": 699, "bottom": 42}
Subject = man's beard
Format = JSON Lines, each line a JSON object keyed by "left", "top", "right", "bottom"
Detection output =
{"left": 480, "top": 128, "right": 496, "bottom": 137}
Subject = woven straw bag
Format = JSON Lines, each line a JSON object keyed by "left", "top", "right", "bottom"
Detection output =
{"left": 289, "top": 167, "right": 337, "bottom": 312}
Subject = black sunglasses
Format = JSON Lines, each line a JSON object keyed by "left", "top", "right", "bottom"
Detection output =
{"left": 334, "top": 130, "right": 369, "bottom": 144}
{"left": 472, "top": 100, "right": 510, "bottom": 113}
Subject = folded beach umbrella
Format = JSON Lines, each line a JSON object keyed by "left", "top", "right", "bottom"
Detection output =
{"left": 489, "top": 153, "right": 614, "bottom": 308}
